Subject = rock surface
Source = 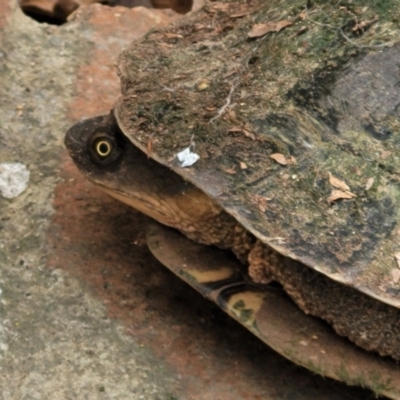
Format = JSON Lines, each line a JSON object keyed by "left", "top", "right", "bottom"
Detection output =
{"left": 0, "top": 1, "right": 386, "bottom": 399}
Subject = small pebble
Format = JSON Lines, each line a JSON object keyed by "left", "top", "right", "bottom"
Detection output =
{"left": 0, "top": 162, "right": 30, "bottom": 198}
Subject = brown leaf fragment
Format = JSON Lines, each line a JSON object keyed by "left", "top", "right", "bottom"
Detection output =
{"left": 381, "top": 150, "right": 392, "bottom": 160}
{"left": 248, "top": 20, "right": 293, "bottom": 38}
{"left": 225, "top": 168, "right": 236, "bottom": 175}
{"left": 392, "top": 269, "right": 400, "bottom": 284}
{"left": 226, "top": 109, "right": 236, "bottom": 120}
{"left": 298, "top": 10, "right": 307, "bottom": 20}
{"left": 243, "top": 129, "right": 256, "bottom": 140}
{"left": 248, "top": 22, "right": 277, "bottom": 38}
{"left": 240, "top": 161, "right": 248, "bottom": 170}
{"left": 328, "top": 172, "right": 351, "bottom": 192}
{"left": 227, "top": 126, "right": 242, "bottom": 133}
{"left": 210, "top": 3, "right": 230, "bottom": 12}
{"left": 270, "top": 153, "right": 287, "bottom": 165}
{"left": 328, "top": 190, "right": 356, "bottom": 203}
{"left": 227, "top": 127, "right": 256, "bottom": 140}
{"left": 287, "top": 156, "right": 297, "bottom": 165}
{"left": 365, "top": 177, "right": 374, "bottom": 191}
{"left": 252, "top": 194, "right": 272, "bottom": 212}
{"left": 164, "top": 33, "right": 183, "bottom": 39}
{"left": 194, "top": 23, "right": 206, "bottom": 31}
{"left": 275, "top": 20, "right": 293, "bottom": 32}
{"left": 352, "top": 15, "right": 379, "bottom": 34}
{"left": 230, "top": 8, "right": 250, "bottom": 18}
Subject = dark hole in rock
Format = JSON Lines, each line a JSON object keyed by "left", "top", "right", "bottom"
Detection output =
{"left": 19, "top": 0, "right": 193, "bottom": 25}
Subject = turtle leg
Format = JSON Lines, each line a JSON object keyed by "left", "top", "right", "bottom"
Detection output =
{"left": 248, "top": 240, "right": 400, "bottom": 360}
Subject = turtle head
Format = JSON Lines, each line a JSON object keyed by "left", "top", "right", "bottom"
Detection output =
{"left": 64, "top": 113, "right": 220, "bottom": 230}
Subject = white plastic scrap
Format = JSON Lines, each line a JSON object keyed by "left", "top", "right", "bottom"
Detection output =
{"left": 0, "top": 163, "right": 30, "bottom": 199}
{"left": 176, "top": 146, "right": 200, "bottom": 168}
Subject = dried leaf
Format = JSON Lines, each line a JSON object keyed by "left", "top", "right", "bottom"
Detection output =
{"left": 226, "top": 109, "right": 236, "bottom": 120}
{"left": 225, "top": 168, "right": 236, "bottom": 174}
{"left": 392, "top": 269, "right": 400, "bottom": 283}
{"left": 298, "top": 11, "right": 307, "bottom": 20}
{"left": 328, "top": 190, "right": 356, "bottom": 203}
{"left": 275, "top": 20, "right": 293, "bottom": 32}
{"left": 248, "top": 20, "right": 293, "bottom": 38}
{"left": 352, "top": 15, "right": 379, "bottom": 34}
{"left": 328, "top": 172, "right": 351, "bottom": 192}
{"left": 252, "top": 194, "right": 272, "bottom": 212}
{"left": 164, "top": 33, "right": 183, "bottom": 39}
{"left": 230, "top": 8, "right": 250, "bottom": 18}
{"left": 381, "top": 150, "right": 392, "bottom": 159}
{"left": 287, "top": 156, "right": 297, "bottom": 165}
{"left": 240, "top": 162, "right": 248, "bottom": 170}
{"left": 243, "top": 129, "right": 256, "bottom": 140}
{"left": 227, "top": 127, "right": 256, "bottom": 140}
{"left": 270, "top": 153, "right": 287, "bottom": 165}
{"left": 248, "top": 22, "right": 277, "bottom": 38}
{"left": 227, "top": 127, "right": 242, "bottom": 133}
{"left": 365, "top": 177, "right": 374, "bottom": 191}
{"left": 211, "top": 3, "right": 230, "bottom": 12}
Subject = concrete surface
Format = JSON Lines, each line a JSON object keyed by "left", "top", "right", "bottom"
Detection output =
{"left": 0, "top": 1, "right": 389, "bottom": 399}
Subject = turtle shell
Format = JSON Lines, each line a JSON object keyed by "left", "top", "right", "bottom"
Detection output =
{"left": 115, "top": 0, "right": 400, "bottom": 308}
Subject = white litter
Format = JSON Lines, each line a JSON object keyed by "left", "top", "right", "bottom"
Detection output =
{"left": 0, "top": 163, "right": 30, "bottom": 199}
{"left": 176, "top": 146, "right": 200, "bottom": 167}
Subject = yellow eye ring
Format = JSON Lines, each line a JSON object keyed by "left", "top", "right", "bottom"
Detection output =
{"left": 95, "top": 140, "right": 112, "bottom": 157}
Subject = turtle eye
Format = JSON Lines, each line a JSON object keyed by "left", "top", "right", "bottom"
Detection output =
{"left": 94, "top": 139, "right": 113, "bottom": 158}
{"left": 88, "top": 133, "right": 122, "bottom": 165}
{"left": 89, "top": 132, "right": 123, "bottom": 166}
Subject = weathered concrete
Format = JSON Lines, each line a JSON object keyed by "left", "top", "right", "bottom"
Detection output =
{"left": 0, "top": 1, "right": 387, "bottom": 399}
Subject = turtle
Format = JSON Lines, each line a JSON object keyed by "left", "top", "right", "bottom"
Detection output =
{"left": 65, "top": 0, "right": 400, "bottom": 396}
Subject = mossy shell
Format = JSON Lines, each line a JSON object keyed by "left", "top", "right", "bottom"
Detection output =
{"left": 115, "top": 0, "right": 400, "bottom": 308}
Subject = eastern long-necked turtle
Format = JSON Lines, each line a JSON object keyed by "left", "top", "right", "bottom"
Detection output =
{"left": 65, "top": 0, "right": 400, "bottom": 396}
